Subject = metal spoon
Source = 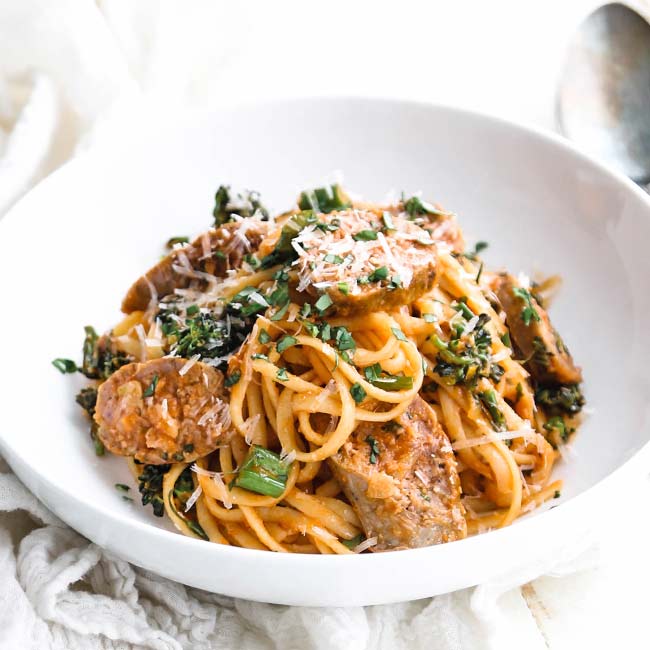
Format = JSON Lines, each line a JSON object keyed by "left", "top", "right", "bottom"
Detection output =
{"left": 557, "top": 2, "right": 650, "bottom": 185}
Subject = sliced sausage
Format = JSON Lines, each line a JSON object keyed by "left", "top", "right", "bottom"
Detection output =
{"left": 122, "top": 220, "right": 271, "bottom": 313}
{"left": 328, "top": 396, "right": 467, "bottom": 550}
{"left": 494, "top": 274, "right": 582, "bottom": 385}
{"left": 95, "top": 357, "right": 232, "bottom": 464}
{"left": 285, "top": 209, "right": 439, "bottom": 316}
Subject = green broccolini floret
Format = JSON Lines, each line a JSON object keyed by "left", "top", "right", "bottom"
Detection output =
{"left": 137, "top": 463, "right": 171, "bottom": 517}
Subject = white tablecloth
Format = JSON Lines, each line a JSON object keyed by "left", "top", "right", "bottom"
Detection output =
{"left": 1, "top": 2, "right": 649, "bottom": 648}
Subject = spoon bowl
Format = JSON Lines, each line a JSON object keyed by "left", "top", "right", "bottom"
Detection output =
{"left": 557, "top": 2, "right": 650, "bottom": 184}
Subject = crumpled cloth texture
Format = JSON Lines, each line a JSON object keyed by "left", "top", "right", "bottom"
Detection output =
{"left": 0, "top": 1, "right": 629, "bottom": 649}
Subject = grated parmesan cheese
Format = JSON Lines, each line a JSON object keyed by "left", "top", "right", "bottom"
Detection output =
{"left": 179, "top": 354, "right": 201, "bottom": 376}
{"left": 184, "top": 485, "right": 202, "bottom": 512}
{"left": 354, "top": 536, "right": 378, "bottom": 553}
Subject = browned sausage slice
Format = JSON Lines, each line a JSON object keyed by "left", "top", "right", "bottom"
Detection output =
{"left": 122, "top": 220, "right": 271, "bottom": 313}
{"left": 328, "top": 396, "right": 466, "bottom": 550}
{"left": 95, "top": 357, "right": 232, "bottom": 464}
{"left": 494, "top": 274, "right": 582, "bottom": 385}
{"left": 285, "top": 209, "right": 439, "bottom": 316}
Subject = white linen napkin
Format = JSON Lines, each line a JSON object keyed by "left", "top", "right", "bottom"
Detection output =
{"left": 0, "top": 2, "right": 647, "bottom": 649}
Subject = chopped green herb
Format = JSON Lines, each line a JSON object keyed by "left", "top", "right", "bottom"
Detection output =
{"left": 260, "top": 210, "right": 317, "bottom": 268}
{"left": 391, "top": 327, "right": 408, "bottom": 342}
{"left": 403, "top": 194, "right": 448, "bottom": 219}
{"left": 315, "top": 293, "right": 333, "bottom": 315}
{"left": 213, "top": 184, "right": 268, "bottom": 226}
{"left": 535, "top": 384, "right": 585, "bottom": 415}
{"left": 75, "top": 386, "right": 98, "bottom": 416}
{"left": 501, "top": 331, "right": 512, "bottom": 348}
{"left": 225, "top": 370, "right": 241, "bottom": 387}
{"left": 366, "top": 372, "right": 413, "bottom": 391}
{"left": 166, "top": 236, "right": 190, "bottom": 248}
{"left": 52, "top": 358, "right": 77, "bottom": 374}
{"left": 338, "top": 282, "right": 349, "bottom": 295}
{"left": 143, "top": 374, "right": 159, "bottom": 398}
{"left": 368, "top": 266, "right": 389, "bottom": 282}
{"left": 166, "top": 478, "right": 208, "bottom": 540}
{"left": 92, "top": 430, "right": 105, "bottom": 456}
{"left": 341, "top": 533, "right": 365, "bottom": 550}
{"left": 319, "top": 322, "right": 332, "bottom": 341}
{"left": 276, "top": 335, "right": 298, "bottom": 354}
{"left": 388, "top": 275, "right": 402, "bottom": 290}
{"left": 478, "top": 390, "right": 506, "bottom": 431}
{"left": 381, "top": 211, "right": 395, "bottom": 231}
{"left": 365, "top": 435, "right": 380, "bottom": 464}
{"left": 515, "top": 382, "right": 524, "bottom": 403}
{"left": 323, "top": 253, "right": 344, "bottom": 264}
{"left": 303, "top": 321, "right": 319, "bottom": 337}
{"left": 297, "top": 184, "right": 351, "bottom": 213}
{"left": 423, "top": 313, "right": 437, "bottom": 323}
{"left": 350, "top": 383, "right": 366, "bottom": 403}
{"left": 333, "top": 326, "right": 356, "bottom": 353}
{"left": 251, "top": 353, "right": 269, "bottom": 361}
{"left": 115, "top": 483, "right": 130, "bottom": 493}
{"left": 554, "top": 490, "right": 561, "bottom": 499}
{"left": 186, "top": 304, "right": 200, "bottom": 316}
{"left": 80, "top": 325, "right": 131, "bottom": 380}
{"left": 544, "top": 415, "right": 570, "bottom": 442}
{"left": 258, "top": 329, "right": 271, "bottom": 344}
{"left": 531, "top": 337, "right": 550, "bottom": 367}
{"left": 454, "top": 298, "right": 474, "bottom": 320}
{"left": 432, "top": 313, "right": 495, "bottom": 387}
{"left": 270, "top": 302, "right": 290, "bottom": 321}
{"left": 162, "top": 307, "right": 251, "bottom": 370}
{"left": 476, "top": 262, "right": 484, "bottom": 284}
{"left": 464, "top": 241, "right": 489, "bottom": 260}
{"left": 234, "top": 445, "right": 291, "bottom": 497}
{"left": 300, "top": 303, "right": 312, "bottom": 318}
{"left": 244, "top": 253, "right": 260, "bottom": 268}
{"left": 276, "top": 367, "right": 289, "bottom": 381}
{"left": 353, "top": 229, "right": 378, "bottom": 241}
{"left": 512, "top": 287, "right": 541, "bottom": 327}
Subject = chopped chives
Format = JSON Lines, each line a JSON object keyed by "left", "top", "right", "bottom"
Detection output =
{"left": 52, "top": 358, "right": 77, "bottom": 374}
{"left": 391, "top": 327, "right": 408, "bottom": 342}
{"left": 368, "top": 266, "right": 389, "bottom": 282}
{"left": 276, "top": 367, "right": 289, "bottom": 381}
{"left": 276, "top": 335, "right": 298, "bottom": 353}
{"left": 143, "top": 374, "right": 159, "bottom": 398}
{"left": 324, "top": 253, "right": 344, "bottom": 264}
{"left": 234, "top": 445, "right": 291, "bottom": 497}
{"left": 350, "top": 383, "right": 366, "bottom": 403}
{"left": 353, "top": 230, "right": 378, "bottom": 241}
{"left": 315, "top": 294, "right": 333, "bottom": 314}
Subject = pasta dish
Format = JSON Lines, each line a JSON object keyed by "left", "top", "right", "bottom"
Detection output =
{"left": 54, "top": 183, "right": 585, "bottom": 554}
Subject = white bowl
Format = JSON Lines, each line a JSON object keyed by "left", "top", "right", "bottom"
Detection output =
{"left": 1, "top": 98, "right": 649, "bottom": 606}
